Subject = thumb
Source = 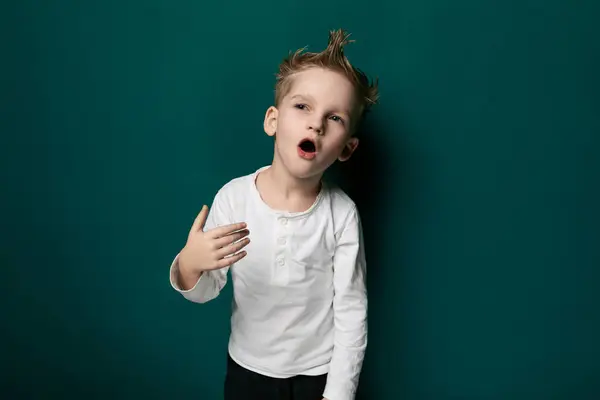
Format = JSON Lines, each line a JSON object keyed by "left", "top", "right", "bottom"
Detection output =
{"left": 191, "top": 205, "right": 209, "bottom": 232}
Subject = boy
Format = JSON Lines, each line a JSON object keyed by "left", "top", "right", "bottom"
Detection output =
{"left": 169, "top": 29, "right": 379, "bottom": 400}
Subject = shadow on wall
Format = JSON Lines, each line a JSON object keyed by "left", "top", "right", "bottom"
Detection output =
{"left": 326, "top": 115, "right": 416, "bottom": 399}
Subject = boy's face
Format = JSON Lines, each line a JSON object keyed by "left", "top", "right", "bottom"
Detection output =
{"left": 264, "top": 67, "right": 360, "bottom": 180}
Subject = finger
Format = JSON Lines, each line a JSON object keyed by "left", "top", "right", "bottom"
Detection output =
{"left": 206, "top": 222, "right": 247, "bottom": 239}
{"left": 214, "top": 250, "right": 247, "bottom": 270}
{"left": 215, "top": 237, "right": 250, "bottom": 260}
{"left": 213, "top": 229, "right": 250, "bottom": 249}
{"left": 191, "top": 205, "right": 209, "bottom": 232}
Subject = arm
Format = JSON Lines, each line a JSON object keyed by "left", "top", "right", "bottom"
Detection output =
{"left": 169, "top": 189, "right": 232, "bottom": 304}
{"left": 322, "top": 207, "right": 368, "bottom": 400}
{"left": 169, "top": 253, "right": 228, "bottom": 304}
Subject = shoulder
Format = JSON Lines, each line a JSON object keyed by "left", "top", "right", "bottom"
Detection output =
{"left": 217, "top": 174, "right": 251, "bottom": 197}
{"left": 206, "top": 169, "right": 257, "bottom": 224}
{"left": 212, "top": 168, "right": 257, "bottom": 203}
{"left": 321, "top": 182, "right": 361, "bottom": 235}
{"left": 325, "top": 183, "right": 357, "bottom": 211}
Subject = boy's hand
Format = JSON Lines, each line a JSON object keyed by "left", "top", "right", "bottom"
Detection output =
{"left": 179, "top": 205, "right": 250, "bottom": 277}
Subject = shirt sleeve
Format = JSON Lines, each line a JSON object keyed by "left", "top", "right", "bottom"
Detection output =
{"left": 322, "top": 206, "right": 368, "bottom": 400}
{"left": 169, "top": 188, "right": 232, "bottom": 304}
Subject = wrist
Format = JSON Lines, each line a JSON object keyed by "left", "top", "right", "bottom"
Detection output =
{"left": 177, "top": 252, "right": 202, "bottom": 289}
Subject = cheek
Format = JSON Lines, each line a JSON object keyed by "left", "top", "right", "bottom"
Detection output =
{"left": 321, "top": 138, "right": 346, "bottom": 159}
{"left": 326, "top": 122, "right": 349, "bottom": 140}
{"left": 277, "top": 113, "right": 301, "bottom": 136}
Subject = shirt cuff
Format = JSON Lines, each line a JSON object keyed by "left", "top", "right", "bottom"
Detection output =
{"left": 322, "top": 381, "right": 357, "bottom": 400}
{"left": 169, "top": 254, "right": 195, "bottom": 290}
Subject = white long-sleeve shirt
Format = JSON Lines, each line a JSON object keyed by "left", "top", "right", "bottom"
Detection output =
{"left": 169, "top": 166, "right": 368, "bottom": 400}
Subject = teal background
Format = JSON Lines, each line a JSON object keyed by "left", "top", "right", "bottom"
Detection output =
{"left": 2, "top": 0, "right": 599, "bottom": 399}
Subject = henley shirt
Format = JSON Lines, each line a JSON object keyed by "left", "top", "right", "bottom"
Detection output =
{"left": 170, "top": 165, "right": 368, "bottom": 400}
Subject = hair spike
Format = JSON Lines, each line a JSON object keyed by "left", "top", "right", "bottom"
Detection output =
{"left": 325, "top": 29, "right": 355, "bottom": 55}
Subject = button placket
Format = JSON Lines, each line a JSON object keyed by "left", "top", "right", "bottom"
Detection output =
{"left": 272, "top": 216, "right": 290, "bottom": 285}
{"left": 277, "top": 217, "right": 288, "bottom": 266}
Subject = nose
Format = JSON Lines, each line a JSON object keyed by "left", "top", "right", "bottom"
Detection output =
{"left": 308, "top": 119, "right": 324, "bottom": 135}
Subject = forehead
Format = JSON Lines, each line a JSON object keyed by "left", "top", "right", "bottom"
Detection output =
{"left": 286, "top": 68, "right": 358, "bottom": 112}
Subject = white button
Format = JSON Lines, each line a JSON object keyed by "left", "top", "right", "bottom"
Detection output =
{"left": 279, "top": 218, "right": 287, "bottom": 225}
{"left": 278, "top": 258, "right": 285, "bottom": 266}
{"left": 278, "top": 237, "right": 286, "bottom": 245}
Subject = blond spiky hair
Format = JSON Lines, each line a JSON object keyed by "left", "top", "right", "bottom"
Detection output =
{"left": 274, "top": 29, "right": 379, "bottom": 118}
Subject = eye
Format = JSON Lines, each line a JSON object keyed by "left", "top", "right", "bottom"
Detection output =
{"left": 294, "top": 103, "right": 307, "bottom": 110}
{"left": 329, "top": 115, "right": 344, "bottom": 124}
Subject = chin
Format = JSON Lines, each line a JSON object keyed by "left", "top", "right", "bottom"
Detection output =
{"left": 288, "top": 165, "right": 323, "bottom": 180}
{"left": 282, "top": 158, "right": 325, "bottom": 180}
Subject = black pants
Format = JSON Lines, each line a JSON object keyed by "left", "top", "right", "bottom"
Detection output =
{"left": 224, "top": 355, "right": 327, "bottom": 400}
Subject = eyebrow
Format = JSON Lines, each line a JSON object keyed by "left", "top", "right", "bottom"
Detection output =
{"left": 290, "top": 94, "right": 351, "bottom": 118}
{"left": 290, "top": 94, "right": 314, "bottom": 103}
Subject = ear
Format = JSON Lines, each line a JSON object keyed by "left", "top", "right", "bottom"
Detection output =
{"left": 263, "top": 106, "right": 278, "bottom": 137}
{"left": 338, "top": 137, "right": 359, "bottom": 162}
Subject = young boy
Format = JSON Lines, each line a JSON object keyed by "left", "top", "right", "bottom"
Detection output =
{"left": 169, "top": 29, "right": 379, "bottom": 400}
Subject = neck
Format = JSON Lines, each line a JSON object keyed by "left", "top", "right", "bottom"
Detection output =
{"left": 266, "top": 157, "right": 322, "bottom": 200}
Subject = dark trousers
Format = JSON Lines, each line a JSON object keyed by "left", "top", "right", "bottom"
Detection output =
{"left": 224, "top": 355, "right": 327, "bottom": 400}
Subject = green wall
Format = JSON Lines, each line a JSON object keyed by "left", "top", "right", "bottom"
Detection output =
{"left": 3, "top": 0, "right": 599, "bottom": 398}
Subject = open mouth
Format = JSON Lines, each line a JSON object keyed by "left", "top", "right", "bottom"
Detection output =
{"left": 297, "top": 139, "right": 317, "bottom": 160}
{"left": 298, "top": 139, "right": 316, "bottom": 154}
